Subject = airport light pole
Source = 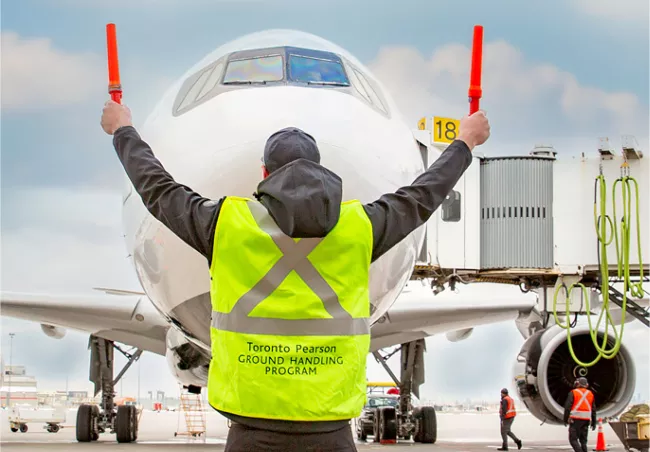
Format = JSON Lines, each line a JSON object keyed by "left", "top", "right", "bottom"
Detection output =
{"left": 6, "top": 333, "right": 15, "bottom": 408}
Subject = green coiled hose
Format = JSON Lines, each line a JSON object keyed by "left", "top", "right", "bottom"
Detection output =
{"left": 552, "top": 169, "right": 644, "bottom": 367}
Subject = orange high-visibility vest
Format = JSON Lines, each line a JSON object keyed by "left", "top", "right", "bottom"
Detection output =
{"left": 569, "top": 388, "right": 594, "bottom": 420}
{"left": 501, "top": 396, "right": 516, "bottom": 419}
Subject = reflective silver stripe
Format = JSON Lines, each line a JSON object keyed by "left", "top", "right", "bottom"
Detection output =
{"left": 570, "top": 390, "right": 592, "bottom": 419}
{"left": 211, "top": 202, "right": 369, "bottom": 337}
{"left": 212, "top": 312, "right": 370, "bottom": 336}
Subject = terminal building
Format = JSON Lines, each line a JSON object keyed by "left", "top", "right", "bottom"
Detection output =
{"left": 0, "top": 358, "right": 38, "bottom": 408}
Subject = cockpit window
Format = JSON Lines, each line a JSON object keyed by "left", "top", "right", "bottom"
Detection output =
{"left": 223, "top": 55, "right": 284, "bottom": 84}
{"left": 197, "top": 62, "right": 225, "bottom": 100}
{"left": 288, "top": 55, "right": 349, "bottom": 86}
{"left": 347, "top": 67, "right": 371, "bottom": 103}
{"left": 353, "top": 69, "right": 387, "bottom": 113}
{"left": 177, "top": 69, "right": 213, "bottom": 112}
{"left": 173, "top": 47, "right": 390, "bottom": 118}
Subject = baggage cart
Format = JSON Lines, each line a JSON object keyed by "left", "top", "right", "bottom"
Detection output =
{"left": 8, "top": 406, "right": 67, "bottom": 433}
{"left": 609, "top": 419, "right": 650, "bottom": 452}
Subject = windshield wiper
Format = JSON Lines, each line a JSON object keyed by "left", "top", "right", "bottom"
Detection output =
{"left": 307, "top": 81, "right": 349, "bottom": 86}
{"left": 223, "top": 80, "right": 268, "bottom": 85}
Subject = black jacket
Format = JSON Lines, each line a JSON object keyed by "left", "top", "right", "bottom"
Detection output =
{"left": 112, "top": 125, "right": 474, "bottom": 432}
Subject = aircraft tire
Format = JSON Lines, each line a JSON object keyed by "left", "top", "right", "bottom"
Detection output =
{"left": 76, "top": 404, "right": 95, "bottom": 442}
{"left": 372, "top": 409, "right": 380, "bottom": 442}
{"left": 412, "top": 407, "right": 422, "bottom": 442}
{"left": 378, "top": 407, "right": 397, "bottom": 442}
{"left": 90, "top": 405, "right": 100, "bottom": 441}
{"left": 116, "top": 405, "right": 138, "bottom": 443}
{"left": 419, "top": 406, "right": 437, "bottom": 444}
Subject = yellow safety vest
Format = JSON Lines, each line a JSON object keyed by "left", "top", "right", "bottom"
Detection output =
{"left": 207, "top": 196, "right": 373, "bottom": 422}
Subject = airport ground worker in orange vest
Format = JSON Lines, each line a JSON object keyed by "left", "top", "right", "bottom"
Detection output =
{"left": 563, "top": 377, "right": 597, "bottom": 452}
{"left": 498, "top": 388, "right": 522, "bottom": 451}
{"left": 100, "top": 100, "right": 490, "bottom": 452}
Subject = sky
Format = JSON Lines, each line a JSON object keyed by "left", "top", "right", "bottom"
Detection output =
{"left": 1, "top": 0, "right": 649, "bottom": 402}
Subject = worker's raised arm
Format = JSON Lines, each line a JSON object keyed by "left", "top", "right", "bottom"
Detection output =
{"left": 363, "top": 112, "right": 490, "bottom": 262}
{"left": 102, "top": 101, "right": 221, "bottom": 262}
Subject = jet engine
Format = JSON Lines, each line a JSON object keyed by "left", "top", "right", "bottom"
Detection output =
{"left": 41, "top": 324, "right": 66, "bottom": 339}
{"left": 513, "top": 324, "right": 636, "bottom": 424}
{"left": 165, "top": 327, "right": 210, "bottom": 388}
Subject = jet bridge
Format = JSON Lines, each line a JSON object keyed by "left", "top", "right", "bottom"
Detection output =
{"left": 411, "top": 118, "right": 648, "bottom": 327}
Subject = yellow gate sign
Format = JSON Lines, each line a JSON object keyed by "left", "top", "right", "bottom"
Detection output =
{"left": 432, "top": 116, "right": 460, "bottom": 144}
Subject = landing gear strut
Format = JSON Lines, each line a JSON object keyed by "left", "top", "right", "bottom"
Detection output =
{"left": 372, "top": 339, "right": 437, "bottom": 444}
{"left": 76, "top": 335, "right": 142, "bottom": 443}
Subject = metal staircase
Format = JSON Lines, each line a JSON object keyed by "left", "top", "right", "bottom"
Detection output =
{"left": 174, "top": 387, "right": 206, "bottom": 440}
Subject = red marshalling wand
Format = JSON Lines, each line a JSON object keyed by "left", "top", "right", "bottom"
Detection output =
{"left": 468, "top": 25, "right": 483, "bottom": 115}
{"left": 106, "top": 23, "right": 122, "bottom": 104}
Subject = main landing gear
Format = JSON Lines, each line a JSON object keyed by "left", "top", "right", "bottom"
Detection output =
{"left": 371, "top": 339, "right": 437, "bottom": 444}
{"left": 76, "top": 335, "right": 142, "bottom": 443}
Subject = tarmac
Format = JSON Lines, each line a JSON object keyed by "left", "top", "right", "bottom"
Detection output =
{"left": 1, "top": 408, "right": 627, "bottom": 451}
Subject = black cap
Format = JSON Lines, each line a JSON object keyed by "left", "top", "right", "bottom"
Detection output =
{"left": 576, "top": 377, "right": 589, "bottom": 387}
{"left": 262, "top": 127, "right": 321, "bottom": 173}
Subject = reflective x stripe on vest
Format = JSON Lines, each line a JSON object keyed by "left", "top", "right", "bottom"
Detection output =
{"left": 570, "top": 388, "right": 593, "bottom": 420}
{"left": 207, "top": 197, "right": 373, "bottom": 422}
{"left": 211, "top": 202, "right": 369, "bottom": 337}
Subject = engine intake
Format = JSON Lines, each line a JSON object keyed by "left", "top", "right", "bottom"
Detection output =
{"left": 513, "top": 325, "right": 635, "bottom": 424}
{"left": 41, "top": 324, "right": 66, "bottom": 339}
{"left": 165, "top": 328, "right": 210, "bottom": 388}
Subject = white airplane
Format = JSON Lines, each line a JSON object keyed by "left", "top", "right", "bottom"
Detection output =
{"left": 1, "top": 29, "right": 637, "bottom": 444}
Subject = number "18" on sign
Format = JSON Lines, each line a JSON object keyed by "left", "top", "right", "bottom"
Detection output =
{"left": 432, "top": 117, "right": 460, "bottom": 144}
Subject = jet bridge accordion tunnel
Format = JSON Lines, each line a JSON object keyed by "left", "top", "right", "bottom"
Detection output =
{"left": 479, "top": 155, "right": 554, "bottom": 270}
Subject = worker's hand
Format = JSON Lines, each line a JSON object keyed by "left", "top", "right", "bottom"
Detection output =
{"left": 458, "top": 110, "right": 490, "bottom": 151}
{"left": 591, "top": 424, "right": 596, "bottom": 431}
{"left": 101, "top": 100, "right": 133, "bottom": 135}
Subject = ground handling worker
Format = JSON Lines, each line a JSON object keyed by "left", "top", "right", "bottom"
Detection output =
{"left": 563, "top": 377, "right": 597, "bottom": 452}
{"left": 100, "top": 100, "right": 490, "bottom": 452}
{"left": 498, "top": 388, "right": 522, "bottom": 451}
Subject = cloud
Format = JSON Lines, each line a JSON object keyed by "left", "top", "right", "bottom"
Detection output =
{"left": 1, "top": 32, "right": 105, "bottom": 111}
{"left": 1, "top": 186, "right": 140, "bottom": 293}
{"left": 0, "top": 186, "right": 178, "bottom": 395}
{"left": 368, "top": 40, "right": 649, "bottom": 149}
{"left": 571, "top": 0, "right": 649, "bottom": 24}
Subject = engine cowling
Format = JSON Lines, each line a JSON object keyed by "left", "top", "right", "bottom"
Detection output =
{"left": 513, "top": 324, "right": 636, "bottom": 424}
{"left": 165, "top": 327, "right": 210, "bottom": 388}
{"left": 41, "top": 324, "right": 66, "bottom": 339}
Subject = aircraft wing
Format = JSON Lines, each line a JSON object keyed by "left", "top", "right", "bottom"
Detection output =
{"left": 0, "top": 291, "right": 170, "bottom": 355}
{"left": 370, "top": 282, "right": 539, "bottom": 352}
{"left": 1, "top": 282, "right": 538, "bottom": 357}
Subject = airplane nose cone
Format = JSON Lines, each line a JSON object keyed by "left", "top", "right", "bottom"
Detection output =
{"left": 170, "top": 86, "right": 410, "bottom": 203}
{"left": 200, "top": 86, "right": 387, "bottom": 153}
